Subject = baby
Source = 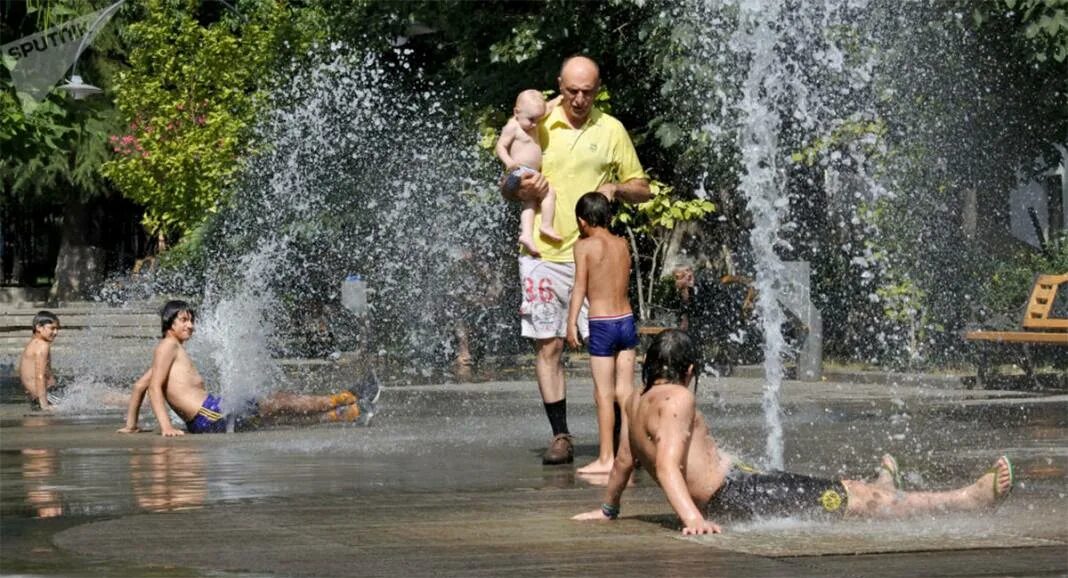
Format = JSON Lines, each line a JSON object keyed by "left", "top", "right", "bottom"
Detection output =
{"left": 496, "top": 89, "right": 562, "bottom": 256}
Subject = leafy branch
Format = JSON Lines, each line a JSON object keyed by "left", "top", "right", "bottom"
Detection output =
{"left": 614, "top": 180, "right": 715, "bottom": 321}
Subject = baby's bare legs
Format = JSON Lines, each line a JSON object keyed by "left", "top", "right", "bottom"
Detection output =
{"left": 539, "top": 185, "right": 561, "bottom": 241}
{"left": 843, "top": 456, "right": 1013, "bottom": 518}
{"left": 519, "top": 201, "right": 540, "bottom": 257}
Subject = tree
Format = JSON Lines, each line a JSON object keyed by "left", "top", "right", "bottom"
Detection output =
{"left": 614, "top": 181, "right": 716, "bottom": 322}
{"left": 101, "top": 0, "right": 324, "bottom": 245}
{"left": 1, "top": 0, "right": 127, "bottom": 299}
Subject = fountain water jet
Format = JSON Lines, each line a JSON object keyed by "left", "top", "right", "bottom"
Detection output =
{"left": 686, "top": 0, "right": 881, "bottom": 468}
{"left": 92, "top": 47, "right": 518, "bottom": 418}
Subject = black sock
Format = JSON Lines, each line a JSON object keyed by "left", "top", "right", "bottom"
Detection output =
{"left": 544, "top": 399, "right": 569, "bottom": 436}
{"left": 612, "top": 402, "right": 622, "bottom": 453}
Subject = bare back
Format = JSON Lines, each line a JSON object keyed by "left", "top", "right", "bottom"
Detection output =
{"left": 154, "top": 337, "right": 209, "bottom": 421}
{"left": 626, "top": 384, "right": 731, "bottom": 509}
{"left": 576, "top": 230, "right": 632, "bottom": 317}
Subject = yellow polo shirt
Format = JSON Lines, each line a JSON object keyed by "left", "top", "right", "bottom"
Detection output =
{"left": 530, "top": 106, "right": 647, "bottom": 262}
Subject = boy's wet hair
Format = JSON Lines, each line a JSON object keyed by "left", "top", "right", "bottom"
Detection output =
{"left": 32, "top": 311, "right": 59, "bottom": 333}
{"left": 160, "top": 300, "right": 196, "bottom": 337}
{"left": 642, "top": 329, "right": 701, "bottom": 394}
{"left": 576, "top": 191, "right": 612, "bottom": 228}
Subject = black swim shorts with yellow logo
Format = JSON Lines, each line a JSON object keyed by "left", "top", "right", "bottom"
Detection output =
{"left": 706, "top": 464, "right": 849, "bottom": 520}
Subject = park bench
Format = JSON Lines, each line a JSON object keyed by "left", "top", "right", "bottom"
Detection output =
{"left": 965, "top": 273, "right": 1068, "bottom": 387}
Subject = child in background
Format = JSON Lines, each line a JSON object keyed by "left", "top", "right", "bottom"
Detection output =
{"left": 19, "top": 311, "right": 62, "bottom": 410}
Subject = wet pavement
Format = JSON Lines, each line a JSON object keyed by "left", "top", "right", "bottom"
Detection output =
{"left": 1, "top": 375, "right": 1066, "bottom": 577}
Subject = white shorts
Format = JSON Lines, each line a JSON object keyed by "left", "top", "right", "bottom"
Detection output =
{"left": 519, "top": 255, "right": 589, "bottom": 340}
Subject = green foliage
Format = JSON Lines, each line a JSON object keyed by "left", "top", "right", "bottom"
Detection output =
{"left": 489, "top": 19, "right": 544, "bottom": 64}
{"left": 790, "top": 119, "right": 887, "bottom": 168}
{"left": 875, "top": 274, "right": 938, "bottom": 364}
{"left": 0, "top": 90, "right": 115, "bottom": 202}
{"left": 1, "top": 0, "right": 124, "bottom": 205}
{"left": 614, "top": 180, "right": 716, "bottom": 233}
{"left": 974, "top": 0, "right": 1068, "bottom": 62}
{"left": 100, "top": 0, "right": 321, "bottom": 241}
{"left": 982, "top": 232, "right": 1068, "bottom": 316}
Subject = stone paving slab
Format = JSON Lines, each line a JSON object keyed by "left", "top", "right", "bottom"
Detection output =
{"left": 684, "top": 502, "right": 1068, "bottom": 556}
{"left": 2, "top": 376, "right": 1067, "bottom": 577}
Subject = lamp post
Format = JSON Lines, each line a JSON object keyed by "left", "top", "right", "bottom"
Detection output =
{"left": 57, "top": 74, "right": 103, "bottom": 100}
{"left": 57, "top": 0, "right": 125, "bottom": 100}
{"left": 58, "top": 0, "right": 243, "bottom": 100}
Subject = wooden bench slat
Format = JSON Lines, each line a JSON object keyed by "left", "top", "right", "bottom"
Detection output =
{"left": 1021, "top": 273, "right": 1068, "bottom": 330}
{"left": 965, "top": 330, "right": 1068, "bottom": 345}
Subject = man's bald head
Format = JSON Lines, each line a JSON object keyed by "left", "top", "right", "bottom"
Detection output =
{"left": 559, "top": 55, "right": 601, "bottom": 81}
{"left": 558, "top": 56, "right": 601, "bottom": 127}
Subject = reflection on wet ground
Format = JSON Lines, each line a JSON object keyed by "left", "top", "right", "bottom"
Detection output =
{"left": 1, "top": 378, "right": 1066, "bottom": 577}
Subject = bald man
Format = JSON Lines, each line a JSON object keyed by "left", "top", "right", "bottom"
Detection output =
{"left": 502, "top": 55, "right": 651, "bottom": 465}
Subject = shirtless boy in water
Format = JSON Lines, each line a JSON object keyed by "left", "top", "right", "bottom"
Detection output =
{"left": 496, "top": 89, "right": 563, "bottom": 256}
{"left": 18, "top": 311, "right": 61, "bottom": 410}
{"left": 567, "top": 192, "right": 639, "bottom": 474}
{"left": 574, "top": 330, "right": 1015, "bottom": 533}
{"left": 117, "top": 300, "right": 380, "bottom": 436}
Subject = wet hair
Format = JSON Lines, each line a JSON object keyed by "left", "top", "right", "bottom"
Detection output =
{"left": 32, "top": 311, "right": 59, "bottom": 333}
{"left": 575, "top": 192, "right": 612, "bottom": 228}
{"left": 160, "top": 300, "right": 195, "bottom": 337}
{"left": 642, "top": 329, "right": 700, "bottom": 394}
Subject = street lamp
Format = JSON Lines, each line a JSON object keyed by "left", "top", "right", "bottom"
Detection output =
{"left": 57, "top": 0, "right": 242, "bottom": 100}
{"left": 57, "top": 0, "right": 124, "bottom": 100}
{"left": 57, "top": 74, "right": 103, "bottom": 100}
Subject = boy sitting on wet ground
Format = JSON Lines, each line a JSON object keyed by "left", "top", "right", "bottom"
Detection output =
{"left": 567, "top": 192, "right": 640, "bottom": 474}
{"left": 574, "top": 329, "right": 1014, "bottom": 533}
{"left": 117, "top": 300, "right": 380, "bottom": 436}
{"left": 18, "top": 311, "right": 62, "bottom": 411}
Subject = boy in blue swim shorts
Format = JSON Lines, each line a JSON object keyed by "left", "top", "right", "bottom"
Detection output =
{"left": 567, "top": 192, "right": 639, "bottom": 474}
{"left": 117, "top": 300, "right": 381, "bottom": 436}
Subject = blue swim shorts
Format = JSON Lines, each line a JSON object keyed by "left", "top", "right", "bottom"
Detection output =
{"left": 185, "top": 394, "right": 260, "bottom": 434}
{"left": 587, "top": 313, "right": 640, "bottom": 357}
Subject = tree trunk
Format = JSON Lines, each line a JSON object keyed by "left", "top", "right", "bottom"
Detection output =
{"left": 961, "top": 187, "right": 977, "bottom": 241}
{"left": 627, "top": 227, "right": 646, "bottom": 320}
{"left": 50, "top": 199, "right": 104, "bottom": 302}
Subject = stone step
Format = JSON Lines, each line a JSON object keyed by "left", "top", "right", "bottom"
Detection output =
{"left": 0, "top": 298, "right": 175, "bottom": 310}
{"left": 1, "top": 345, "right": 156, "bottom": 373}
{"left": 0, "top": 304, "right": 165, "bottom": 346}
{"left": 0, "top": 333, "right": 153, "bottom": 348}
{"left": 1, "top": 311, "right": 160, "bottom": 326}
{"left": 0, "top": 326, "right": 159, "bottom": 343}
